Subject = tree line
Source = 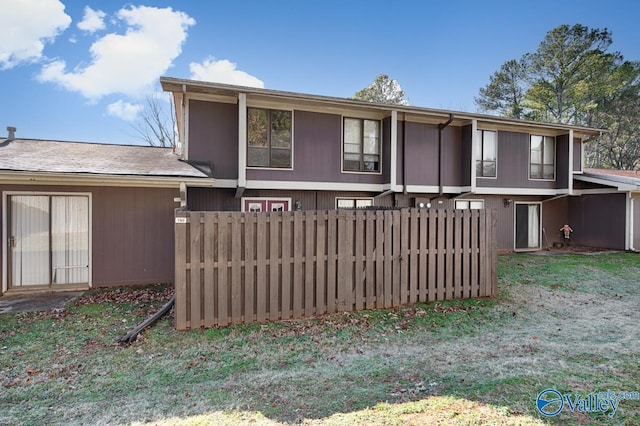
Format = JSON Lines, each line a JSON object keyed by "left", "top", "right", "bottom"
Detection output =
{"left": 354, "top": 25, "right": 639, "bottom": 169}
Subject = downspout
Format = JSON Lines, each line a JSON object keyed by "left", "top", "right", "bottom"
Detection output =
{"left": 438, "top": 114, "right": 454, "bottom": 196}
{"left": 237, "top": 93, "right": 247, "bottom": 199}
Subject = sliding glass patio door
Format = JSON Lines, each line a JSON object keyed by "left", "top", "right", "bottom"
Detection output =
{"left": 8, "top": 194, "right": 90, "bottom": 288}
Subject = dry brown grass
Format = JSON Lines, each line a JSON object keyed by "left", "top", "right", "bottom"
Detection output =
{"left": 1, "top": 253, "right": 639, "bottom": 425}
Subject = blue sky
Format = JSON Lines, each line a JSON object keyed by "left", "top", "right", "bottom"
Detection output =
{"left": 1, "top": 0, "right": 639, "bottom": 145}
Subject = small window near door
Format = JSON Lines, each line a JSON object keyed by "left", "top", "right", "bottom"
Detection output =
{"left": 336, "top": 198, "right": 374, "bottom": 209}
{"left": 242, "top": 198, "right": 291, "bottom": 212}
{"left": 455, "top": 200, "right": 484, "bottom": 209}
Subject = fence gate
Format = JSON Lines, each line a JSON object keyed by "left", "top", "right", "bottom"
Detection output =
{"left": 174, "top": 208, "right": 497, "bottom": 330}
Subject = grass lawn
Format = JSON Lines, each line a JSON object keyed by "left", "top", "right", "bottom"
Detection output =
{"left": 1, "top": 252, "right": 639, "bottom": 425}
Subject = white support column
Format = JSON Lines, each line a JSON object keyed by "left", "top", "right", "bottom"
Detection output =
{"left": 238, "top": 93, "right": 247, "bottom": 188}
{"left": 625, "top": 192, "right": 632, "bottom": 251}
{"left": 181, "top": 85, "right": 188, "bottom": 160}
{"left": 471, "top": 119, "right": 478, "bottom": 192}
{"left": 568, "top": 129, "right": 574, "bottom": 194}
{"left": 390, "top": 110, "right": 398, "bottom": 192}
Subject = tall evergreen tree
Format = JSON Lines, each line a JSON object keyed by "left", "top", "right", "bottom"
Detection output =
{"left": 353, "top": 74, "right": 409, "bottom": 105}
{"left": 476, "top": 24, "right": 640, "bottom": 168}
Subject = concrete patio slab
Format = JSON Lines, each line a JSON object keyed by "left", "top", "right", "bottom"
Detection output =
{"left": 0, "top": 291, "right": 84, "bottom": 314}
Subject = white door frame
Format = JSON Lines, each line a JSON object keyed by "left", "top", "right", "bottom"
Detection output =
{"left": 513, "top": 201, "right": 542, "bottom": 251}
{"left": 2, "top": 191, "right": 93, "bottom": 292}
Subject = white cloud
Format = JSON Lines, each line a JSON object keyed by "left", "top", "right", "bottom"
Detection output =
{"left": 107, "top": 100, "right": 143, "bottom": 121}
{"left": 38, "top": 5, "right": 195, "bottom": 99}
{"left": 77, "top": 6, "right": 106, "bottom": 33}
{"left": 190, "top": 57, "right": 264, "bottom": 88}
{"left": 0, "top": 0, "right": 71, "bottom": 69}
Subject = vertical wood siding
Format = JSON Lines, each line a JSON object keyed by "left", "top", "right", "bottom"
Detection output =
{"left": 174, "top": 208, "right": 497, "bottom": 330}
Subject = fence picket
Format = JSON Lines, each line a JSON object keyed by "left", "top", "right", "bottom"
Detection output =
{"left": 304, "top": 212, "right": 315, "bottom": 317}
{"left": 256, "top": 213, "right": 267, "bottom": 322}
{"left": 269, "top": 213, "right": 280, "bottom": 321}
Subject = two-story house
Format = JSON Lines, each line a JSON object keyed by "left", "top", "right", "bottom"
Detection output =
{"left": 160, "top": 77, "right": 612, "bottom": 252}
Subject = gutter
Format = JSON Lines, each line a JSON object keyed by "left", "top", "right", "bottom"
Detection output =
{"left": 0, "top": 171, "right": 214, "bottom": 188}
{"left": 438, "top": 114, "right": 454, "bottom": 196}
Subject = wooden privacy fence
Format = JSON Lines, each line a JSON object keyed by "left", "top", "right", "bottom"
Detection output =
{"left": 174, "top": 208, "right": 497, "bottom": 330}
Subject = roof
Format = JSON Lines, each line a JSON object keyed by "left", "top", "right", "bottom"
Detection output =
{"left": 160, "top": 76, "right": 604, "bottom": 138}
{"left": 576, "top": 168, "right": 640, "bottom": 191}
{"left": 0, "top": 138, "right": 209, "bottom": 179}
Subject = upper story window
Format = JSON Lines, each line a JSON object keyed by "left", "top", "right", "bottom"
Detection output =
{"left": 343, "top": 118, "right": 380, "bottom": 173}
{"left": 476, "top": 130, "right": 497, "bottom": 178}
{"left": 530, "top": 135, "right": 555, "bottom": 180}
{"left": 247, "top": 108, "right": 292, "bottom": 168}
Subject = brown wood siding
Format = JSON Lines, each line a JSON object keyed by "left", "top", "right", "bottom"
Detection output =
{"left": 187, "top": 188, "right": 568, "bottom": 252}
{"left": 247, "top": 110, "right": 385, "bottom": 184}
{"left": 477, "top": 131, "right": 556, "bottom": 189}
{"left": 569, "top": 193, "right": 626, "bottom": 249}
{"left": 188, "top": 187, "right": 398, "bottom": 211}
{"left": 573, "top": 138, "right": 583, "bottom": 172}
{"left": 555, "top": 134, "right": 569, "bottom": 189}
{"left": 442, "top": 126, "right": 462, "bottom": 187}
{"left": 188, "top": 100, "right": 238, "bottom": 179}
{"left": 461, "top": 124, "right": 472, "bottom": 187}
{"left": 396, "top": 120, "right": 405, "bottom": 185}
{"left": 404, "top": 122, "right": 439, "bottom": 186}
{"left": 2, "top": 184, "right": 177, "bottom": 288}
{"left": 382, "top": 116, "right": 392, "bottom": 183}
{"left": 541, "top": 196, "right": 570, "bottom": 246}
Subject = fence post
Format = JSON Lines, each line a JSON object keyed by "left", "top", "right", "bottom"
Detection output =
{"left": 174, "top": 209, "right": 189, "bottom": 330}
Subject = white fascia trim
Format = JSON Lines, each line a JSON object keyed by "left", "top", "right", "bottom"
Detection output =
{"left": 245, "top": 180, "right": 385, "bottom": 192}
{"left": 390, "top": 110, "right": 398, "bottom": 190}
{"left": 573, "top": 188, "right": 622, "bottom": 195}
{"left": 210, "top": 179, "right": 238, "bottom": 188}
{"left": 475, "top": 187, "right": 566, "bottom": 196}
{"left": 238, "top": 93, "right": 247, "bottom": 188}
{"left": 574, "top": 175, "right": 638, "bottom": 191}
{"left": 0, "top": 171, "right": 213, "bottom": 188}
{"left": 404, "top": 185, "right": 470, "bottom": 194}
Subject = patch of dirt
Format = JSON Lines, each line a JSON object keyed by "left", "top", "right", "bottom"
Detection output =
{"left": 547, "top": 244, "right": 616, "bottom": 253}
{"left": 73, "top": 285, "right": 172, "bottom": 306}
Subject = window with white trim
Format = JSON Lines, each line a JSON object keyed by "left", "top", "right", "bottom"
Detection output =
{"left": 247, "top": 108, "right": 292, "bottom": 168}
{"left": 455, "top": 200, "right": 484, "bottom": 210}
{"left": 530, "top": 135, "right": 555, "bottom": 179}
{"left": 476, "top": 130, "right": 496, "bottom": 177}
{"left": 336, "top": 198, "right": 374, "bottom": 209}
{"left": 343, "top": 118, "right": 380, "bottom": 172}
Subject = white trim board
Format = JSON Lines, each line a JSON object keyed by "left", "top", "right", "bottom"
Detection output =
{"left": 474, "top": 187, "right": 566, "bottom": 196}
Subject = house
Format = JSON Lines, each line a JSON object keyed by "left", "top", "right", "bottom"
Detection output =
{"left": 159, "top": 77, "right": 604, "bottom": 253}
{"left": 0, "top": 130, "right": 212, "bottom": 296}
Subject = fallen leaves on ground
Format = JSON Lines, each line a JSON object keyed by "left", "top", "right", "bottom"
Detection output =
{"left": 73, "top": 285, "right": 172, "bottom": 307}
